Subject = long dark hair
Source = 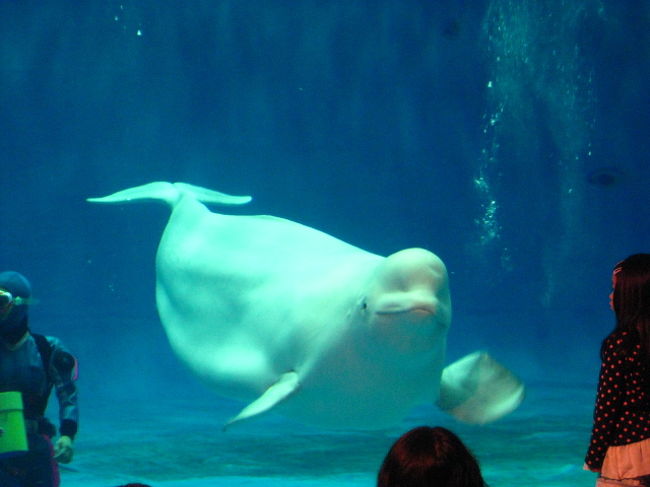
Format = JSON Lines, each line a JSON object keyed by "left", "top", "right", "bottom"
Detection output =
{"left": 377, "top": 426, "right": 487, "bottom": 487}
{"left": 602, "top": 253, "right": 650, "bottom": 360}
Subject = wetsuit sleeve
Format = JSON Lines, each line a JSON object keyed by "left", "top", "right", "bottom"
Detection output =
{"left": 47, "top": 337, "right": 79, "bottom": 440}
{"left": 585, "top": 336, "right": 624, "bottom": 471}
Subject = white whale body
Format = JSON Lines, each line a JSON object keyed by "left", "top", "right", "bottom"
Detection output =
{"left": 89, "top": 181, "right": 524, "bottom": 429}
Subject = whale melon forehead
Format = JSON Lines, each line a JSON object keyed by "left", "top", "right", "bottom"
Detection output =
{"left": 377, "top": 248, "right": 448, "bottom": 291}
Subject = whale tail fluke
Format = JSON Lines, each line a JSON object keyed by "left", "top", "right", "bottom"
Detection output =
{"left": 87, "top": 181, "right": 252, "bottom": 207}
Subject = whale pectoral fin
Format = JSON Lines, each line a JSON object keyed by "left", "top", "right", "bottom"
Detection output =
{"left": 224, "top": 371, "right": 300, "bottom": 430}
{"left": 437, "top": 351, "right": 524, "bottom": 424}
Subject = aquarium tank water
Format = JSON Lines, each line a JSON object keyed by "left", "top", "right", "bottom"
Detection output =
{"left": 0, "top": 1, "right": 648, "bottom": 486}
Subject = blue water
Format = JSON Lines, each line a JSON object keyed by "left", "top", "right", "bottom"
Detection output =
{"left": 1, "top": 1, "right": 648, "bottom": 485}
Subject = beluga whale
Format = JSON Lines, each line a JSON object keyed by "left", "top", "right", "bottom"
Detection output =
{"left": 88, "top": 182, "right": 524, "bottom": 429}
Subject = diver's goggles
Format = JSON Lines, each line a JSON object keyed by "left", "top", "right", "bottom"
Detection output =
{"left": 0, "top": 289, "right": 28, "bottom": 319}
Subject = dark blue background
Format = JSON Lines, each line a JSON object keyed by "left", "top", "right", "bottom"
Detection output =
{"left": 1, "top": 1, "right": 648, "bottom": 407}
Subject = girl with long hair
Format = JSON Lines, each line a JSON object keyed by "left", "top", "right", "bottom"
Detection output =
{"left": 585, "top": 254, "right": 650, "bottom": 486}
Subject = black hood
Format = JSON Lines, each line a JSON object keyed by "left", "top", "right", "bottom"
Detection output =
{"left": 0, "top": 271, "right": 31, "bottom": 341}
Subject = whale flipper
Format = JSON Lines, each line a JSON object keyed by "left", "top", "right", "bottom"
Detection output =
{"left": 87, "top": 181, "right": 252, "bottom": 207}
{"left": 437, "top": 351, "right": 524, "bottom": 424}
{"left": 225, "top": 371, "right": 300, "bottom": 429}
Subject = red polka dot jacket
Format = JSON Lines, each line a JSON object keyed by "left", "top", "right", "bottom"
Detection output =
{"left": 585, "top": 331, "right": 650, "bottom": 470}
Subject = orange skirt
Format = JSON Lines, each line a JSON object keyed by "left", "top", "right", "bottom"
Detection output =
{"left": 601, "top": 437, "right": 650, "bottom": 480}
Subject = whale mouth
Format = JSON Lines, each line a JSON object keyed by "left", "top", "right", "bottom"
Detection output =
{"left": 371, "top": 292, "right": 438, "bottom": 317}
{"left": 375, "top": 304, "right": 436, "bottom": 316}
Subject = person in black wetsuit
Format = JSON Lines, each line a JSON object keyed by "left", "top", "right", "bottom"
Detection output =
{"left": 0, "top": 271, "right": 79, "bottom": 487}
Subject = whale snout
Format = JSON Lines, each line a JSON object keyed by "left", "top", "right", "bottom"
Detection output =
{"left": 367, "top": 247, "right": 451, "bottom": 324}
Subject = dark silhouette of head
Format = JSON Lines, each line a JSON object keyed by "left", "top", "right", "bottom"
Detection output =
{"left": 377, "top": 426, "right": 486, "bottom": 487}
{"left": 0, "top": 271, "right": 31, "bottom": 343}
{"left": 610, "top": 253, "right": 650, "bottom": 356}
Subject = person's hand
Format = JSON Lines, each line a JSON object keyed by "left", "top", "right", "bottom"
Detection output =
{"left": 53, "top": 435, "right": 74, "bottom": 463}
